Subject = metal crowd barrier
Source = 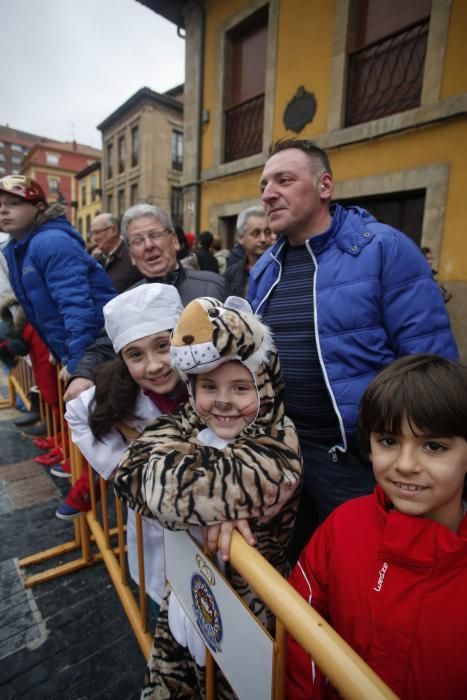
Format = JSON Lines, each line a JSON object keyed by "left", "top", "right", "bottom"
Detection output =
{"left": 0, "top": 356, "right": 34, "bottom": 410}
{"left": 2, "top": 363, "right": 396, "bottom": 700}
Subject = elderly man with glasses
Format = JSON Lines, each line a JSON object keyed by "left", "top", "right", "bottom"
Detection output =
{"left": 64, "top": 204, "right": 225, "bottom": 401}
{"left": 90, "top": 213, "right": 143, "bottom": 293}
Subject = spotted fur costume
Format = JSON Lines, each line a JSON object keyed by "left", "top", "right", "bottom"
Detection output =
{"left": 114, "top": 297, "right": 303, "bottom": 698}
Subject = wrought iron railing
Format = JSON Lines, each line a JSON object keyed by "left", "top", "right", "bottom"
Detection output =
{"left": 345, "top": 18, "right": 430, "bottom": 127}
{"left": 224, "top": 93, "right": 264, "bottom": 162}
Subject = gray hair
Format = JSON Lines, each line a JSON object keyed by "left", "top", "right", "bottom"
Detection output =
{"left": 121, "top": 204, "right": 174, "bottom": 243}
{"left": 236, "top": 206, "right": 266, "bottom": 238}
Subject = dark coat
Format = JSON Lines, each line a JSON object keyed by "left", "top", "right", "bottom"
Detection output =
{"left": 96, "top": 239, "right": 143, "bottom": 293}
{"left": 224, "top": 260, "right": 249, "bottom": 298}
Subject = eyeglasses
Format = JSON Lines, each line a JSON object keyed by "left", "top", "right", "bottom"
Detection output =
{"left": 91, "top": 225, "right": 114, "bottom": 236}
{"left": 128, "top": 229, "right": 170, "bottom": 248}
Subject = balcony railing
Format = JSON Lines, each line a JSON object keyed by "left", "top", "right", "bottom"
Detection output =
{"left": 224, "top": 93, "right": 264, "bottom": 163}
{"left": 345, "top": 18, "right": 429, "bottom": 127}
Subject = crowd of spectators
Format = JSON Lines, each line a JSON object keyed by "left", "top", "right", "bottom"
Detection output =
{"left": 0, "top": 136, "right": 465, "bottom": 700}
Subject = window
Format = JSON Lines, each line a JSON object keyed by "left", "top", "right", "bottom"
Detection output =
{"left": 338, "top": 190, "right": 426, "bottom": 245}
{"left": 78, "top": 217, "right": 83, "bottom": 234}
{"left": 11, "top": 144, "right": 23, "bottom": 152}
{"left": 49, "top": 177, "right": 59, "bottom": 194}
{"left": 46, "top": 152, "right": 60, "bottom": 165}
{"left": 86, "top": 215, "right": 91, "bottom": 236}
{"left": 118, "top": 189, "right": 125, "bottom": 217}
{"left": 171, "top": 130, "right": 183, "bottom": 171}
{"left": 107, "top": 142, "right": 113, "bottom": 180}
{"left": 118, "top": 135, "right": 125, "bottom": 174}
{"left": 0, "top": 166, "right": 5, "bottom": 175}
{"left": 130, "top": 182, "right": 139, "bottom": 206}
{"left": 107, "top": 194, "right": 113, "bottom": 214}
{"left": 81, "top": 180, "right": 86, "bottom": 206}
{"left": 11, "top": 156, "right": 22, "bottom": 164}
{"left": 345, "top": 0, "right": 431, "bottom": 126}
{"left": 224, "top": 7, "right": 268, "bottom": 163}
{"left": 131, "top": 125, "right": 139, "bottom": 167}
{"left": 170, "top": 186, "right": 183, "bottom": 226}
{"left": 0, "top": 154, "right": 5, "bottom": 162}
{"left": 0, "top": 141, "right": 4, "bottom": 147}
{"left": 11, "top": 168, "right": 20, "bottom": 175}
{"left": 91, "top": 174, "right": 97, "bottom": 202}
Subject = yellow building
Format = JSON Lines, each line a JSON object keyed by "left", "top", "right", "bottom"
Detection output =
{"left": 143, "top": 0, "right": 467, "bottom": 354}
{"left": 75, "top": 161, "right": 102, "bottom": 240}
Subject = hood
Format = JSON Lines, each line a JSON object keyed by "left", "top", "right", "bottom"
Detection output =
{"left": 170, "top": 296, "right": 285, "bottom": 429}
{"left": 4, "top": 203, "right": 84, "bottom": 251}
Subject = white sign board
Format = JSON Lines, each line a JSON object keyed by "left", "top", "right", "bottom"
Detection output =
{"left": 164, "top": 529, "right": 275, "bottom": 700}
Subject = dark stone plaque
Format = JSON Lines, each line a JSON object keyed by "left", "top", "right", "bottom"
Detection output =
{"left": 283, "top": 86, "right": 317, "bottom": 133}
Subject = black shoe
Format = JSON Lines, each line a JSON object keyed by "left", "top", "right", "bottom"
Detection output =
{"left": 22, "top": 421, "right": 47, "bottom": 437}
{"left": 13, "top": 411, "right": 41, "bottom": 427}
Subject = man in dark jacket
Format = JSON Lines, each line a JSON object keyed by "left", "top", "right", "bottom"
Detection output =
{"left": 90, "top": 213, "right": 143, "bottom": 292}
{"left": 0, "top": 175, "right": 116, "bottom": 383}
{"left": 64, "top": 203, "right": 225, "bottom": 401}
{"left": 224, "top": 206, "right": 272, "bottom": 298}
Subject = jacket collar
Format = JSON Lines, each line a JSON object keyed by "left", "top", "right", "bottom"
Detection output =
{"left": 374, "top": 485, "right": 467, "bottom": 572}
{"left": 251, "top": 204, "right": 377, "bottom": 280}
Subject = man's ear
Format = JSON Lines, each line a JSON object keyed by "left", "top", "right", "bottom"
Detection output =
{"left": 319, "top": 173, "right": 334, "bottom": 201}
{"left": 172, "top": 233, "right": 181, "bottom": 252}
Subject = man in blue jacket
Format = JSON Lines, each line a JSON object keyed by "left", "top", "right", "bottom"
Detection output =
{"left": 249, "top": 139, "right": 458, "bottom": 554}
{"left": 0, "top": 175, "right": 116, "bottom": 383}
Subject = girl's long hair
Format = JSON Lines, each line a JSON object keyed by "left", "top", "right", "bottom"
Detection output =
{"left": 89, "top": 355, "right": 140, "bottom": 440}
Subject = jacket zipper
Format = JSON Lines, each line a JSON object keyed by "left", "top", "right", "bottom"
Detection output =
{"left": 255, "top": 246, "right": 284, "bottom": 317}
{"left": 305, "top": 241, "right": 347, "bottom": 457}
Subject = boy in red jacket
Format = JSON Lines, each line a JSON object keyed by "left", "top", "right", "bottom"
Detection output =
{"left": 287, "top": 354, "right": 467, "bottom": 700}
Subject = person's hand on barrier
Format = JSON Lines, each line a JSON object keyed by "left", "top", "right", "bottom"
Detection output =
{"left": 48, "top": 352, "right": 57, "bottom": 365}
{"left": 58, "top": 366, "right": 71, "bottom": 384}
{"left": 63, "top": 377, "right": 95, "bottom": 402}
{"left": 205, "top": 519, "right": 256, "bottom": 562}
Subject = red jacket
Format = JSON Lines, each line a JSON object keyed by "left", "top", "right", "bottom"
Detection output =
{"left": 286, "top": 487, "right": 467, "bottom": 700}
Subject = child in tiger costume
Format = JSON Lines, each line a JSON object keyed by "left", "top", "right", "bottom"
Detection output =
{"left": 114, "top": 296, "right": 303, "bottom": 698}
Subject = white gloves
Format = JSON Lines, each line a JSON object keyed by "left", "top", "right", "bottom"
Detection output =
{"left": 168, "top": 590, "right": 206, "bottom": 667}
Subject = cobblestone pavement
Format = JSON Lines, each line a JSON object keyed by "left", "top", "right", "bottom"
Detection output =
{"left": 0, "top": 378, "right": 148, "bottom": 699}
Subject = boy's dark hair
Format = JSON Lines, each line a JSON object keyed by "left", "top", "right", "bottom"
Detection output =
{"left": 358, "top": 354, "right": 467, "bottom": 452}
{"left": 89, "top": 355, "right": 140, "bottom": 440}
{"left": 268, "top": 138, "right": 333, "bottom": 177}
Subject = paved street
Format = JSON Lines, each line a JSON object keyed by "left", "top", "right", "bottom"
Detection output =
{"left": 0, "top": 378, "right": 148, "bottom": 699}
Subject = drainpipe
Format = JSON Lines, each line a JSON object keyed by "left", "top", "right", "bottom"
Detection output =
{"left": 179, "top": 1, "right": 205, "bottom": 234}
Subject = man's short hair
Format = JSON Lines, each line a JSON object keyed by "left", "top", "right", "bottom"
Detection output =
{"left": 269, "top": 138, "right": 333, "bottom": 177}
{"left": 358, "top": 354, "right": 467, "bottom": 453}
{"left": 121, "top": 204, "right": 174, "bottom": 243}
{"left": 236, "top": 206, "right": 266, "bottom": 237}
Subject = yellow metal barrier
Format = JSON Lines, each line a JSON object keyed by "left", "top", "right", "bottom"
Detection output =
{"left": 0, "top": 357, "right": 34, "bottom": 410}
{"left": 12, "top": 365, "right": 397, "bottom": 700}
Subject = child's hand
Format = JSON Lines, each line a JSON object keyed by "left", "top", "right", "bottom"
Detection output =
{"left": 205, "top": 520, "right": 256, "bottom": 562}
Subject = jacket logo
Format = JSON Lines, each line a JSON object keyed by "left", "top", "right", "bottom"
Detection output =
{"left": 373, "top": 562, "right": 388, "bottom": 592}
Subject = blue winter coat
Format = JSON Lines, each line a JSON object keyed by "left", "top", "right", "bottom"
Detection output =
{"left": 4, "top": 213, "right": 116, "bottom": 373}
{"left": 248, "top": 204, "right": 458, "bottom": 450}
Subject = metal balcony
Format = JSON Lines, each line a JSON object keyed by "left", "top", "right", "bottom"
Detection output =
{"left": 345, "top": 18, "right": 430, "bottom": 126}
{"left": 224, "top": 93, "right": 264, "bottom": 163}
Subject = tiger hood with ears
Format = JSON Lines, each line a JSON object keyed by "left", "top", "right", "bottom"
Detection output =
{"left": 170, "top": 295, "right": 283, "bottom": 429}
{"left": 114, "top": 296, "right": 302, "bottom": 632}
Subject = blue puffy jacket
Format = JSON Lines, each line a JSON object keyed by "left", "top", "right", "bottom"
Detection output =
{"left": 4, "top": 211, "right": 116, "bottom": 372}
{"left": 248, "top": 204, "right": 458, "bottom": 451}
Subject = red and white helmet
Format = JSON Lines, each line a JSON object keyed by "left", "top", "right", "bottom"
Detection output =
{"left": 0, "top": 175, "right": 47, "bottom": 206}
